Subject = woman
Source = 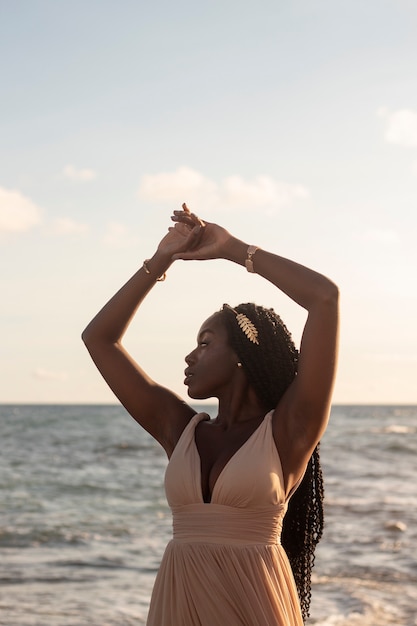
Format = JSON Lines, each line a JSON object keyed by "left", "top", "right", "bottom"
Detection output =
{"left": 82, "top": 204, "right": 339, "bottom": 625}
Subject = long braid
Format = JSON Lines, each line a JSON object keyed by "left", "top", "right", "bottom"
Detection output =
{"left": 221, "top": 302, "right": 324, "bottom": 622}
{"left": 281, "top": 447, "right": 324, "bottom": 620}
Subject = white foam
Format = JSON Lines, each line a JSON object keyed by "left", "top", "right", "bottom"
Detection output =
{"left": 382, "top": 424, "right": 415, "bottom": 434}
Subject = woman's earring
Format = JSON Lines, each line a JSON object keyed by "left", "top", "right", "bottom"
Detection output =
{"left": 237, "top": 362, "right": 243, "bottom": 368}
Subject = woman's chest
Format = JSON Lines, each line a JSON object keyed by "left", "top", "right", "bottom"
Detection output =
{"left": 195, "top": 424, "right": 261, "bottom": 503}
{"left": 165, "top": 416, "right": 285, "bottom": 508}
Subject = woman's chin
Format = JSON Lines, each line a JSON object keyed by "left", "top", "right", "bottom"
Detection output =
{"left": 186, "top": 387, "right": 211, "bottom": 401}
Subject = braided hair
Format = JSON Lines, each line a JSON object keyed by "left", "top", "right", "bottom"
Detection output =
{"left": 221, "top": 302, "right": 324, "bottom": 622}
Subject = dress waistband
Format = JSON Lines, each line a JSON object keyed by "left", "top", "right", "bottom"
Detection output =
{"left": 171, "top": 503, "right": 285, "bottom": 546}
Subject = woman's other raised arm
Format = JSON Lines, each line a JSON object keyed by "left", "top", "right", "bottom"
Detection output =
{"left": 228, "top": 239, "right": 339, "bottom": 493}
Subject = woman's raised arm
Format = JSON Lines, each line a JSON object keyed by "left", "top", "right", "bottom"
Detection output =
{"left": 81, "top": 212, "right": 204, "bottom": 455}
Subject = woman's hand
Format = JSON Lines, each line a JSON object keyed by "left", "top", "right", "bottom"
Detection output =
{"left": 155, "top": 204, "right": 203, "bottom": 258}
{"left": 169, "top": 203, "right": 231, "bottom": 261}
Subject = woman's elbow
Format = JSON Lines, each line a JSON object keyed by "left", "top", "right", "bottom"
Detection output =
{"left": 81, "top": 327, "right": 90, "bottom": 347}
{"left": 315, "top": 279, "right": 339, "bottom": 311}
{"left": 81, "top": 324, "right": 96, "bottom": 348}
{"left": 326, "top": 280, "right": 339, "bottom": 304}
{"left": 81, "top": 324, "right": 119, "bottom": 352}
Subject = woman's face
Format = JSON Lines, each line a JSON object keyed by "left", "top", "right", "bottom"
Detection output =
{"left": 184, "top": 313, "right": 238, "bottom": 400}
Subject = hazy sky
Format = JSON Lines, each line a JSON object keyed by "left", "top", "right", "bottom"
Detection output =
{"left": 1, "top": 0, "right": 416, "bottom": 404}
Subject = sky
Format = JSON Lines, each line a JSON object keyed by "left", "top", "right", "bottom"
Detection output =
{"left": 1, "top": 0, "right": 416, "bottom": 405}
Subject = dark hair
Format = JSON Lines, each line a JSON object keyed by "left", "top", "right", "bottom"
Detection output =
{"left": 221, "top": 302, "right": 324, "bottom": 622}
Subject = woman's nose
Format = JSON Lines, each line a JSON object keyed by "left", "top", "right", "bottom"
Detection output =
{"left": 185, "top": 349, "right": 196, "bottom": 365}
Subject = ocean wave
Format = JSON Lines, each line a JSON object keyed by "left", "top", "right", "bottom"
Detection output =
{"left": 368, "top": 424, "right": 417, "bottom": 440}
{"left": 0, "top": 525, "right": 135, "bottom": 548}
{"left": 310, "top": 574, "right": 417, "bottom": 625}
{"left": 94, "top": 441, "right": 153, "bottom": 455}
{"left": 55, "top": 556, "right": 138, "bottom": 571}
{"left": 0, "top": 527, "right": 92, "bottom": 548}
{"left": 382, "top": 424, "right": 416, "bottom": 434}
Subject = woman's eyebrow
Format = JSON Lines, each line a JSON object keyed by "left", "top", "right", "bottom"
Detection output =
{"left": 197, "top": 329, "right": 214, "bottom": 340}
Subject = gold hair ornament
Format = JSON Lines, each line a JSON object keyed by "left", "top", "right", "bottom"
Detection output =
{"left": 223, "top": 304, "right": 259, "bottom": 345}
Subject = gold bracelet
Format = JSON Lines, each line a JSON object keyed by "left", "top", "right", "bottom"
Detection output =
{"left": 143, "top": 259, "right": 166, "bottom": 282}
{"left": 245, "top": 245, "right": 260, "bottom": 273}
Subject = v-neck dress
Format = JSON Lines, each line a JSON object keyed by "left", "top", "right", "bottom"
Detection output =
{"left": 146, "top": 411, "right": 303, "bottom": 626}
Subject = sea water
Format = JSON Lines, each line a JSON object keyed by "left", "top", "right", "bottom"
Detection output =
{"left": 1, "top": 404, "right": 416, "bottom": 626}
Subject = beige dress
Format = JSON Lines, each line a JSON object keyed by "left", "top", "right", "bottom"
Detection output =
{"left": 146, "top": 411, "right": 304, "bottom": 626}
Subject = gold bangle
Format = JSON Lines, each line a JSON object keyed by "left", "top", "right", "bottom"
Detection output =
{"left": 245, "top": 245, "right": 260, "bottom": 273}
{"left": 143, "top": 259, "right": 166, "bottom": 282}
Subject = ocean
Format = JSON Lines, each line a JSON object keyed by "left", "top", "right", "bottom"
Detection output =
{"left": 1, "top": 404, "right": 416, "bottom": 626}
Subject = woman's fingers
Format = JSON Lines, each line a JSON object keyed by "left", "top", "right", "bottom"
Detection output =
{"left": 168, "top": 204, "right": 207, "bottom": 253}
{"left": 190, "top": 213, "right": 205, "bottom": 228}
{"left": 188, "top": 222, "right": 205, "bottom": 250}
{"left": 172, "top": 210, "right": 205, "bottom": 228}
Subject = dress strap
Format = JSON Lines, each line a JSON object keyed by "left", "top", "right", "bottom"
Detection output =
{"left": 170, "top": 412, "right": 210, "bottom": 458}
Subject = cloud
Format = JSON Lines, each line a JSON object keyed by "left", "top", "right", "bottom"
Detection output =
{"left": 63, "top": 164, "right": 97, "bottom": 181}
{"left": 221, "top": 175, "right": 309, "bottom": 210}
{"left": 138, "top": 166, "right": 309, "bottom": 213}
{"left": 0, "top": 186, "right": 42, "bottom": 233}
{"left": 139, "top": 166, "right": 216, "bottom": 202}
{"left": 102, "top": 221, "right": 139, "bottom": 248}
{"left": 33, "top": 368, "right": 68, "bottom": 381}
{"left": 357, "top": 229, "right": 401, "bottom": 244}
{"left": 377, "top": 107, "right": 417, "bottom": 147}
{"left": 48, "top": 217, "right": 89, "bottom": 236}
